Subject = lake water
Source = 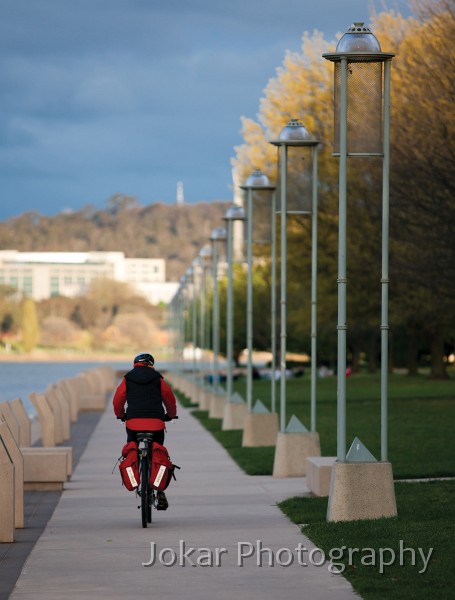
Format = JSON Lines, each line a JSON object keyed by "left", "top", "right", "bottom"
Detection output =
{"left": 0, "top": 360, "right": 132, "bottom": 417}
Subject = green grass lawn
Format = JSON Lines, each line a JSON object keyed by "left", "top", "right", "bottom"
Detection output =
{"left": 279, "top": 480, "right": 455, "bottom": 600}
{"left": 229, "top": 371, "right": 455, "bottom": 478}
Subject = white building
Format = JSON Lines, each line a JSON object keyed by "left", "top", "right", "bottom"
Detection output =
{"left": 0, "top": 250, "right": 178, "bottom": 305}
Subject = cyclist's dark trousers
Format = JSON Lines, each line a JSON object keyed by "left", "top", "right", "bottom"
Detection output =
{"left": 126, "top": 427, "right": 165, "bottom": 445}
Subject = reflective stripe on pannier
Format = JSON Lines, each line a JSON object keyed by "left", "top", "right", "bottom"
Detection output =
{"left": 150, "top": 441, "right": 179, "bottom": 491}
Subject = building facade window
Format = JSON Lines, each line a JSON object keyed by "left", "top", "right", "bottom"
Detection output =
{"left": 50, "top": 276, "right": 59, "bottom": 297}
{"left": 23, "top": 276, "right": 33, "bottom": 296}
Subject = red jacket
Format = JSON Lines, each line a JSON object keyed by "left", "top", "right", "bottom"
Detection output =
{"left": 113, "top": 363, "right": 177, "bottom": 431}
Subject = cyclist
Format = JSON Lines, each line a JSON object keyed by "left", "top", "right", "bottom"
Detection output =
{"left": 113, "top": 352, "right": 177, "bottom": 510}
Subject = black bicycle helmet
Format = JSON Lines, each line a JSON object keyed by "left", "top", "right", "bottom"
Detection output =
{"left": 133, "top": 352, "right": 155, "bottom": 366}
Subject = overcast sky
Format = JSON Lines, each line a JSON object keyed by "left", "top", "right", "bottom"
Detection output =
{"left": 0, "top": 0, "right": 411, "bottom": 219}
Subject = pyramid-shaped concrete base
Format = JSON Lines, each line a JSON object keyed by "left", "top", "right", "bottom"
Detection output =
{"left": 188, "top": 385, "right": 201, "bottom": 408}
{"left": 197, "top": 388, "right": 211, "bottom": 411}
{"left": 208, "top": 392, "right": 226, "bottom": 419}
{"left": 222, "top": 402, "right": 248, "bottom": 430}
{"left": 273, "top": 431, "right": 321, "bottom": 477}
{"left": 242, "top": 412, "right": 278, "bottom": 447}
{"left": 327, "top": 461, "right": 397, "bottom": 522}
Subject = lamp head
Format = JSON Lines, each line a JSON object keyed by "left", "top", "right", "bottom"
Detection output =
{"left": 278, "top": 119, "right": 313, "bottom": 142}
{"left": 336, "top": 22, "right": 381, "bottom": 53}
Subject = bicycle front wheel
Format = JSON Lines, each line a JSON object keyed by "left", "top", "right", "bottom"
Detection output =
{"left": 141, "top": 457, "right": 149, "bottom": 528}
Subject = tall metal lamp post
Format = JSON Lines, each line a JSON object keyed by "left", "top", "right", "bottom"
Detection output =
{"left": 240, "top": 171, "right": 276, "bottom": 414}
{"left": 210, "top": 226, "right": 227, "bottom": 395}
{"left": 167, "top": 288, "right": 180, "bottom": 368}
{"left": 223, "top": 204, "right": 245, "bottom": 404}
{"left": 240, "top": 171, "right": 280, "bottom": 448}
{"left": 198, "top": 246, "right": 212, "bottom": 374}
{"left": 178, "top": 275, "right": 188, "bottom": 373}
{"left": 323, "top": 22, "right": 396, "bottom": 521}
{"left": 269, "top": 119, "right": 320, "bottom": 434}
{"left": 191, "top": 257, "right": 202, "bottom": 374}
{"left": 185, "top": 266, "right": 197, "bottom": 376}
{"left": 268, "top": 120, "right": 321, "bottom": 477}
{"left": 194, "top": 245, "right": 212, "bottom": 410}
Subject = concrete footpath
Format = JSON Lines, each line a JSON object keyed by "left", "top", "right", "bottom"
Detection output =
{"left": 9, "top": 401, "right": 359, "bottom": 599}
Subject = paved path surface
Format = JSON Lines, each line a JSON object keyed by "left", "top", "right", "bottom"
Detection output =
{"left": 10, "top": 402, "right": 359, "bottom": 599}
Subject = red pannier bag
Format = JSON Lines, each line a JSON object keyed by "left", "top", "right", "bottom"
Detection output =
{"left": 119, "top": 441, "right": 140, "bottom": 491}
{"left": 150, "top": 442, "right": 178, "bottom": 491}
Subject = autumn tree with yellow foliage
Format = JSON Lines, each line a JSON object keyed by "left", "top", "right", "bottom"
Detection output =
{"left": 232, "top": 0, "right": 455, "bottom": 377}
{"left": 373, "top": 2, "right": 455, "bottom": 378}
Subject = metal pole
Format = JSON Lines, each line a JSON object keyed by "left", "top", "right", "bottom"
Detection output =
{"left": 169, "top": 300, "right": 174, "bottom": 364}
{"left": 381, "top": 60, "right": 391, "bottom": 462}
{"left": 337, "top": 57, "right": 348, "bottom": 461}
{"left": 200, "top": 265, "right": 205, "bottom": 374}
{"left": 310, "top": 146, "right": 319, "bottom": 432}
{"left": 280, "top": 145, "right": 288, "bottom": 433}
{"left": 184, "top": 287, "right": 189, "bottom": 372}
{"left": 177, "top": 297, "right": 182, "bottom": 368}
{"left": 226, "top": 218, "right": 234, "bottom": 402}
{"left": 192, "top": 278, "right": 197, "bottom": 375}
{"left": 179, "top": 287, "right": 186, "bottom": 373}
{"left": 246, "top": 189, "right": 254, "bottom": 412}
{"left": 212, "top": 244, "right": 219, "bottom": 391}
{"left": 271, "top": 191, "right": 277, "bottom": 413}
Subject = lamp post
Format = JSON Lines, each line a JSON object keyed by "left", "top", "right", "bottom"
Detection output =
{"left": 210, "top": 226, "right": 227, "bottom": 393}
{"left": 240, "top": 171, "right": 276, "bottom": 414}
{"left": 190, "top": 245, "right": 212, "bottom": 411}
{"left": 198, "top": 245, "right": 212, "bottom": 375}
{"left": 191, "top": 256, "right": 202, "bottom": 368}
{"left": 270, "top": 120, "right": 319, "bottom": 433}
{"left": 178, "top": 274, "right": 188, "bottom": 373}
{"left": 167, "top": 289, "right": 179, "bottom": 367}
{"left": 223, "top": 204, "right": 245, "bottom": 404}
{"left": 270, "top": 178, "right": 278, "bottom": 414}
{"left": 184, "top": 266, "right": 196, "bottom": 376}
{"left": 323, "top": 22, "right": 396, "bottom": 521}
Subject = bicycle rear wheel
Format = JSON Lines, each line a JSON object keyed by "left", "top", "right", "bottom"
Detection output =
{"left": 141, "top": 457, "right": 149, "bottom": 528}
{"left": 147, "top": 490, "right": 152, "bottom": 523}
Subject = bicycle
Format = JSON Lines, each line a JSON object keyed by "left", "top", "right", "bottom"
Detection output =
{"left": 136, "top": 431, "right": 156, "bottom": 528}
{"left": 135, "top": 415, "right": 178, "bottom": 528}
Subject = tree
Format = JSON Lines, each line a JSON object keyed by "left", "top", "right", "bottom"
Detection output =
{"left": 39, "top": 316, "right": 77, "bottom": 347}
{"left": 232, "top": 3, "right": 455, "bottom": 377}
{"left": 373, "top": 2, "right": 455, "bottom": 377}
{"left": 21, "top": 298, "right": 40, "bottom": 352}
{"left": 106, "top": 194, "right": 139, "bottom": 215}
{"left": 0, "top": 285, "right": 20, "bottom": 342}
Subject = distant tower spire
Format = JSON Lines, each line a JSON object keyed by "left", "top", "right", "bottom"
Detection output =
{"left": 176, "top": 181, "right": 184, "bottom": 205}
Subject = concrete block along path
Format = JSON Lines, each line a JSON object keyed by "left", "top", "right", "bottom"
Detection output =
{"left": 10, "top": 401, "right": 359, "bottom": 600}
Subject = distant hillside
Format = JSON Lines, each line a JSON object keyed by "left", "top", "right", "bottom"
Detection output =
{"left": 0, "top": 199, "right": 230, "bottom": 281}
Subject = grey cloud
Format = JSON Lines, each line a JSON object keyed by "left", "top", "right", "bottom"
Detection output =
{"left": 0, "top": 0, "right": 411, "bottom": 218}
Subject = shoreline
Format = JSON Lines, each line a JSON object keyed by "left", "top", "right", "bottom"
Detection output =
{"left": 0, "top": 352, "right": 133, "bottom": 363}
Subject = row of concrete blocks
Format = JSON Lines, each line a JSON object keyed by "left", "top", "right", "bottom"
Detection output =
{"left": 0, "top": 365, "right": 117, "bottom": 543}
{"left": 165, "top": 373, "right": 335, "bottom": 497}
